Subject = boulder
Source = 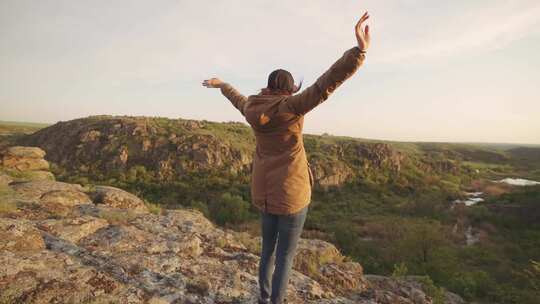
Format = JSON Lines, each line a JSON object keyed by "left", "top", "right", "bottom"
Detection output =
{"left": 2, "top": 157, "right": 49, "bottom": 171}
{"left": 4, "top": 146, "right": 46, "bottom": 159}
{"left": 163, "top": 209, "right": 215, "bottom": 234}
{"left": 90, "top": 185, "right": 148, "bottom": 212}
{"left": 365, "top": 275, "right": 433, "bottom": 304}
{"left": 0, "top": 218, "right": 45, "bottom": 251}
{"left": 1, "top": 146, "right": 49, "bottom": 171}
{"left": 295, "top": 239, "right": 344, "bottom": 267}
{"left": 294, "top": 239, "right": 343, "bottom": 276}
{"left": 319, "top": 262, "right": 367, "bottom": 294}
{"left": 40, "top": 189, "right": 92, "bottom": 206}
{"left": 11, "top": 180, "right": 84, "bottom": 200}
{"left": 34, "top": 189, "right": 92, "bottom": 218}
{"left": 294, "top": 239, "right": 366, "bottom": 295}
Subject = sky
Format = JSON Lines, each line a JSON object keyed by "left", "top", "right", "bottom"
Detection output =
{"left": 1, "top": 0, "right": 539, "bottom": 144}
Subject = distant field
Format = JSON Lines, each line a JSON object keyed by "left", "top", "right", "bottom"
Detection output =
{"left": 0, "top": 120, "right": 50, "bottom": 135}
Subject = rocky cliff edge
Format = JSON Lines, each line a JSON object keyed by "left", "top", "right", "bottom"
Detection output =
{"left": 0, "top": 146, "right": 464, "bottom": 304}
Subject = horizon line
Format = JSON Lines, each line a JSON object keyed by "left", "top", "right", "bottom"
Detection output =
{"left": 1, "top": 116, "right": 539, "bottom": 147}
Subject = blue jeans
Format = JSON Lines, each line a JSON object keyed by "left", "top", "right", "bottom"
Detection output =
{"left": 259, "top": 205, "right": 308, "bottom": 304}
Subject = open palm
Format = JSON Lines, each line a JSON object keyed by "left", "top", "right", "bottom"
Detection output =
{"left": 355, "top": 12, "right": 371, "bottom": 51}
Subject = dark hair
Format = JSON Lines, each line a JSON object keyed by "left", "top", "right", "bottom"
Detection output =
{"left": 260, "top": 69, "right": 302, "bottom": 95}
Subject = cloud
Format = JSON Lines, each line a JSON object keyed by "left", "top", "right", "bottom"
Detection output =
{"left": 372, "top": 1, "right": 540, "bottom": 64}
{"left": 78, "top": 0, "right": 540, "bottom": 84}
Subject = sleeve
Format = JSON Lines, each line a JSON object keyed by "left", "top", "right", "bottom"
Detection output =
{"left": 282, "top": 46, "right": 366, "bottom": 115}
{"left": 220, "top": 83, "right": 248, "bottom": 116}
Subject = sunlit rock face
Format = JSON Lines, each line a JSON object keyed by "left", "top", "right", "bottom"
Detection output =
{"left": 0, "top": 146, "right": 54, "bottom": 181}
{"left": 0, "top": 145, "right": 465, "bottom": 304}
{"left": 20, "top": 116, "right": 255, "bottom": 181}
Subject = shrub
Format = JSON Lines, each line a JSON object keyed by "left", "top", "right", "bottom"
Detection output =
{"left": 189, "top": 200, "right": 210, "bottom": 217}
{"left": 448, "top": 271, "right": 494, "bottom": 300}
{"left": 210, "top": 192, "right": 252, "bottom": 226}
{"left": 391, "top": 262, "right": 409, "bottom": 278}
{"left": 144, "top": 201, "right": 162, "bottom": 215}
{"left": 417, "top": 275, "right": 446, "bottom": 304}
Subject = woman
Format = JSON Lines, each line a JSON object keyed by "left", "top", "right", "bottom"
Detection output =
{"left": 202, "top": 11, "right": 371, "bottom": 304}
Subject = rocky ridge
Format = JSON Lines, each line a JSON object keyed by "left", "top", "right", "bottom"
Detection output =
{"left": 0, "top": 146, "right": 465, "bottom": 304}
{"left": 19, "top": 116, "right": 414, "bottom": 189}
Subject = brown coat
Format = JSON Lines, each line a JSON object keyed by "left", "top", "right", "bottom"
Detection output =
{"left": 220, "top": 46, "right": 366, "bottom": 215}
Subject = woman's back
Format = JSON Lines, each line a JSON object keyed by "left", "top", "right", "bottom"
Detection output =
{"left": 216, "top": 46, "right": 366, "bottom": 214}
{"left": 244, "top": 93, "right": 311, "bottom": 214}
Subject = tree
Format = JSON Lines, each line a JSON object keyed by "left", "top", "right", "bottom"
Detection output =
{"left": 396, "top": 220, "right": 447, "bottom": 268}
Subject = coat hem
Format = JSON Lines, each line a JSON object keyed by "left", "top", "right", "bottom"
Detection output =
{"left": 253, "top": 199, "right": 310, "bottom": 215}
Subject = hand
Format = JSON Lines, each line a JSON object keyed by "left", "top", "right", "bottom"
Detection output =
{"left": 202, "top": 77, "right": 224, "bottom": 88}
{"left": 355, "top": 11, "right": 371, "bottom": 52}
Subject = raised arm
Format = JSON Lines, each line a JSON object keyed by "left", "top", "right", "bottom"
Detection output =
{"left": 283, "top": 11, "right": 371, "bottom": 116}
{"left": 202, "top": 78, "right": 248, "bottom": 116}
{"left": 220, "top": 83, "right": 248, "bottom": 115}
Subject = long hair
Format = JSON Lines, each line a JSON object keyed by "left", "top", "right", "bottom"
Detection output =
{"left": 260, "top": 69, "right": 302, "bottom": 96}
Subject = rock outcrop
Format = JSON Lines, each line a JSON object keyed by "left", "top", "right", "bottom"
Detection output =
{"left": 0, "top": 146, "right": 54, "bottom": 181}
{"left": 90, "top": 185, "right": 149, "bottom": 212}
{"left": 365, "top": 275, "right": 466, "bottom": 304}
{"left": 310, "top": 160, "right": 354, "bottom": 189}
{"left": 11, "top": 180, "right": 85, "bottom": 200}
{"left": 0, "top": 146, "right": 464, "bottom": 304}
{"left": 19, "top": 116, "right": 254, "bottom": 181}
{"left": 1, "top": 146, "right": 48, "bottom": 170}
